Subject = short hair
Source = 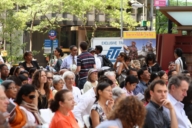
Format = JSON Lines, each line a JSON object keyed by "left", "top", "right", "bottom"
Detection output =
{"left": 168, "top": 75, "right": 191, "bottom": 90}
{"left": 95, "top": 45, "right": 103, "bottom": 53}
{"left": 149, "top": 79, "right": 166, "bottom": 91}
{"left": 1, "top": 80, "right": 15, "bottom": 90}
{"left": 53, "top": 75, "right": 63, "bottom": 85}
{"left": 18, "top": 74, "right": 28, "bottom": 82}
{"left": 62, "top": 71, "right": 75, "bottom": 83}
{"left": 145, "top": 52, "right": 156, "bottom": 65}
{"left": 104, "top": 71, "right": 116, "bottom": 77}
{"left": 158, "top": 70, "right": 166, "bottom": 79}
{"left": 112, "top": 87, "right": 126, "bottom": 100}
{"left": 168, "top": 70, "right": 176, "bottom": 77}
{"left": 125, "top": 75, "right": 138, "bottom": 86}
{"left": 23, "top": 51, "right": 32, "bottom": 60}
{"left": 149, "top": 72, "right": 159, "bottom": 82}
{"left": 98, "top": 75, "right": 113, "bottom": 85}
{"left": 0, "top": 64, "right": 7, "bottom": 71}
{"left": 55, "top": 47, "right": 64, "bottom": 57}
{"left": 80, "top": 41, "right": 88, "bottom": 50}
{"left": 69, "top": 45, "right": 77, "bottom": 50}
{"left": 137, "top": 67, "right": 148, "bottom": 80}
{"left": 126, "top": 68, "right": 137, "bottom": 76}
{"left": 7, "top": 76, "right": 22, "bottom": 86}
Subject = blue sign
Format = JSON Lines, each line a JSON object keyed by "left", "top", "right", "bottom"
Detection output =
{"left": 53, "top": 40, "right": 58, "bottom": 49}
{"left": 49, "top": 30, "right": 57, "bottom": 37}
{"left": 106, "top": 47, "right": 122, "bottom": 62}
{"left": 44, "top": 39, "right": 51, "bottom": 47}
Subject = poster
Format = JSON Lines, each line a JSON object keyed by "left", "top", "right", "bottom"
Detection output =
{"left": 123, "top": 31, "right": 156, "bottom": 63}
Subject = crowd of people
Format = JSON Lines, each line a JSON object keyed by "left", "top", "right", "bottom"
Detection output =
{"left": 0, "top": 41, "right": 192, "bottom": 128}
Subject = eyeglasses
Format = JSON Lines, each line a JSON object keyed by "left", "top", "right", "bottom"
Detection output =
{"left": 28, "top": 95, "right": 35, "bottom": 99}
{"left": 8, "top": 87, "right": 17, "bottom": 90}
{"left": 47, "top": 77, "right": 53, "bottom": 80}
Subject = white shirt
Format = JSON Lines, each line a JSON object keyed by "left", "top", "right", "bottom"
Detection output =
{"left": 95, "top": 56, "right": 101, "bottom": 70}
{"left": 63, "top": 85, "right": 81, "bottom": 104}
{"left": 60, "top": 54, "right": 77, "bottom": 69}
{"left": 72, "top": 88, "right": 96, "bottom": 123}
{"left": 0, "top": 55, "right": 4, "bottom": 63}
{"left": 175, "top": 57, "right": 183, "bottom": 73}
{"left": 19, "top": 106, "right": 36, "bottom": 125}
{"left": 164, "top": 93, "right": 191, "bottom": 128}
{"left": 123, "top": 87, "right": 134, "bottom": 96}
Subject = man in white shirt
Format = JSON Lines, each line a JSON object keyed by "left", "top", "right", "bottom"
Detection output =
{"left": 165, "top": 75, "right": 192, "bottom": 128}
{"left": 62, "top": 71, "right": 81, "bottom": 104}
{"left": 60, "top": 45, "right": 77, "bottom": 71}
{"left": 88, "top": 48, "right": 101, "bottom": 70}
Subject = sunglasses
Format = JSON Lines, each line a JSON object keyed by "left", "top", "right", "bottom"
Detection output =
{"left": 47, "top": 77, "right": 53, "bottom": 80}
{"left": 28, "top": 95, "right": 35, "bottom": 99}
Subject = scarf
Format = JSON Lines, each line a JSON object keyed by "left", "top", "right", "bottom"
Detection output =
{"left": 10, "top": 104, "right": 26, "bottom": 128}
{"left": 20, "top": 101, "right": 45, "bottom": 125}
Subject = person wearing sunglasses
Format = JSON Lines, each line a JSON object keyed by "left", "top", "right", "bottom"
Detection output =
{"left": 46, "top": 71, "right": 53, "bottom": 89}
{"left": 15, "top": 84, "right": 45, "bottom": 127}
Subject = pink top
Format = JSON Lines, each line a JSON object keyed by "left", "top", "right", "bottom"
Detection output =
{"left": 123, "top": 87, "right": 134, "bottom": 96}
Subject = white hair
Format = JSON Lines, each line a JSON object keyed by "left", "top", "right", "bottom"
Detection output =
{"left": 104, "top": 71, "right": 116, "bottom": 77}
{"left": 112, "top": 87, "right": 126, "bottom": 100}
{"left": 62, "top": 71, "right": 75, "bottom": 82}
{"left": 53, "top": 75, "right": 63, "bottom": 85}
{"left": 0, "top": 85, "right": 5, "bottom": 91}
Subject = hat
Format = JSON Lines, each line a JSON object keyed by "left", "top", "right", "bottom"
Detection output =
{"left": 88, "top": 68, "right": 98, "bottom": 76}
{"left": 88, "top": 48, "right": 96, "bottom": 53}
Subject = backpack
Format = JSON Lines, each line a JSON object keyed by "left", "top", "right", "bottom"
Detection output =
{"left": 101, "top": 55, "right": 113, "bottom": 68}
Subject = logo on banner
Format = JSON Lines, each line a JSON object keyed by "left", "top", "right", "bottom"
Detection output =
{"left": 106, "top": 47, "right": 121, "bottom": 62}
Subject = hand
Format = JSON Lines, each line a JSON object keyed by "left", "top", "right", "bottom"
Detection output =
{"left": 160, "top": 99, "right": 173, "bottom": 110}
{"left": 123, "top": 45, "right": 127, "bottom": 49}
{"left": 107, "top": 99, "right": 114, "bottom": 109}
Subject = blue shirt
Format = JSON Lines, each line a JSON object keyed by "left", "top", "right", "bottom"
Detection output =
{"left": 133, "top": 81, "right": 148, "bottom": 95}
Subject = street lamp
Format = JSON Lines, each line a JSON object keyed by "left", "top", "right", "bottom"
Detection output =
{"left": 130, "top": 0, "right": 146, "bottom": 26}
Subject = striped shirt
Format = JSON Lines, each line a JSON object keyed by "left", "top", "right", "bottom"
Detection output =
{"left": 77, "top": 51, "right": 95, "bottom": 79}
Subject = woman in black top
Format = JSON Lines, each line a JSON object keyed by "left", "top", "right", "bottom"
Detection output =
{"left": 32, "top": 70, "right": 52, "bottom": 109}
{"left": 20, "top": 51, "right": 40, "bottom": 72}
{"left": 143, "top": 52, "right": 161, "bottom": 73}
{"left": 53, "top": 47, "right": 63, "bottom": 73}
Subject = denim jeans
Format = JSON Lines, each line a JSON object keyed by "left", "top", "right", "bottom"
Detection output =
{"left": 78, "top": 78, "right": 87, "bottom": 89}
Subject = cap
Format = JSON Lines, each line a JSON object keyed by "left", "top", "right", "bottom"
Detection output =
{"left": 88, "top": 48, "right": 96, "bottom": 53}
{"left": 88, "top": 68, "right": 98, "bottom": 76}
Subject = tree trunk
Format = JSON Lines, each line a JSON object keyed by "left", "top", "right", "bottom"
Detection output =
{"left": 29, "top": 12, "right": 37, "bottom": 51}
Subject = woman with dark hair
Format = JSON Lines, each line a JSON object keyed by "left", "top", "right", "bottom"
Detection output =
{"left": 97, "top": 96, "right": 146, "bottom": 128}
{"left": 49, "top": 90, "right": 79, "bottom": 128}
{"left": 46, "top": 71, "right": 53, "bottom": 89}
{"left": 32, "top": 70, "right": 53, "bottom": 109}
{"left": 13, "top": 66, "right": 25, "bottom": 77}
{"left": 19, "top": 51, "right": 40, "bottom": 72}
{"left": 1, "top": 80, "right": 17, "bottom": 99}
{"left": 158, "top": 70, "right": 168, "bottom": 83}
{"left": 174, "top": 48, "right": 187, "bottom": 73}
{"left": 183, "top": 83, "right": 192, "bottom": 123}
{"left": 123, "top": 75, "right": 138, "bottom": 96}
{"left": 143, "top": 52, "right": 161, "bottom": 73}
{"left": 0, "top": 64, "right": 9, "bottom": 81}
{"left": 91, "top": 82, "right": 114, "bottom": 128}
{"left": 15, "top": 84, "right": 45, "bottom": 126}
{"left": 114, "top": 52, "right": 129, "bottom": 84}
{"left": 28, "top": 67, "right": 37, "bottom": 84}
{"left": 53, "top": 47, "right": 63, "bottom": 72}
